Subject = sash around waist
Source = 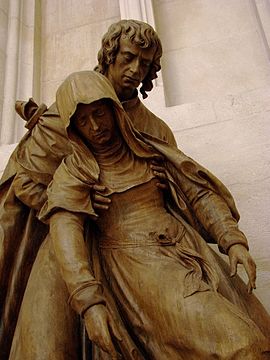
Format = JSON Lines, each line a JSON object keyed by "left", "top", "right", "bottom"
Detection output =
{"left": 96, "top": 179, "right": 186, "bottom": 249}
{"left": 99, "top": 226, "right": 186, "bottom": 249}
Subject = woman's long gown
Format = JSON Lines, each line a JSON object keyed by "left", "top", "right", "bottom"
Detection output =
{"left": 9, "top": 142, "right": 270, "bottom": 359}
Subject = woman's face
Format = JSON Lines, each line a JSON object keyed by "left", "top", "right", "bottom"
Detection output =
{"left": 73, "top": 100, "right": 117, "bottom": 148}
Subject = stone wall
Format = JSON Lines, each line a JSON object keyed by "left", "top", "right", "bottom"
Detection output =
{"left": 153, "top": 0, "right": 270, "bottom": 106}
{"left": 40, "top": 0, "right": 121, "bottom": 105}
{"left": 144, "top": 0, "right": 270, "bottom": 311}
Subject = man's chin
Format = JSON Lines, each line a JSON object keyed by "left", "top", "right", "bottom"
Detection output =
{"left": 120, "top": 86, "right": 138, "bottom": 99}
{"left": 123, "top": 77, "right": 140, "bottom": 88}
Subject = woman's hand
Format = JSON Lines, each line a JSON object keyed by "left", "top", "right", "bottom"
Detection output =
{"left": 84, "top": 304, "right": 122, "bottom": 359}
{"left": 228, "top": 244, "right": 257, "bottom": 293}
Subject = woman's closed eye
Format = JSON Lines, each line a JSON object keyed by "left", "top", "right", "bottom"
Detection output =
{"left": 94, "top": 109, "right": 105, "bottom": 117}
{"left": 76, "top": 116, "right": 88, "bottom": 127}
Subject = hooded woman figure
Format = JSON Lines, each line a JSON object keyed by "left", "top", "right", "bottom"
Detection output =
{"left": 9, "top": 71, "right": 270, "bottom": 359}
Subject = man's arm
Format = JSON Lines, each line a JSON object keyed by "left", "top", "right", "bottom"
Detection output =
{"left": 13, "top": 171, "right": 47, "bottom": 210}
{"left": 13, "top": 168, "right": 112, "bottom": 213}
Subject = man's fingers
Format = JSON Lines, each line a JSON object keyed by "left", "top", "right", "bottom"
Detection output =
{"left": 153, "top": 171, "right": 167, "bottom": 180}
{"left": 91, "top": 184, "right": 106, "bottom": 192}
{"left": 93, "top": 193, "right": 111, "bottom": 204}
{"left": 93, "top": 203, "right": 110, "bottom": 211}
{"left": 92, "top": 193, "right": 111, "bottom": 210}
{"left": 150, "top": 164, "right": 166, "bottom": 177}
{"left": 156, "top": 182, "right": 168, "bottom": 190}
{"left": 150, "top": 162, "right": 168, "bottom": 187}
{"left": 150, "top": 164, "right": 165, "bottom": 173}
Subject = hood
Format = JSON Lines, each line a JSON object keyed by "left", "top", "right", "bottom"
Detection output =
{"left": 56, "top": 71, "right": 119, "bottom": 130}
{"left": 55, "top": 71, "right": 160, "bottom": 183}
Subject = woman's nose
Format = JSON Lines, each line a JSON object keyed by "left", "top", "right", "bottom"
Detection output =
{"left": 89, "top": 117, "right": 99, "bottom": 131}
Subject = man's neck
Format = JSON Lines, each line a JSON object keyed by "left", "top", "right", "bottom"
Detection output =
{"left": 115, "top": 87, "right": 137, "bottom": 102}
{"left": 105, "top": 73, "right": 137, "bottom": 102}
{"left": 122, "top": 88, "right": 140, "bottom": 102}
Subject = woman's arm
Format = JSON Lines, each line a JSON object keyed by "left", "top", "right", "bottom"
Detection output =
{"left": 49, "top": 210, "right": 121, "bottom": 357}
{"left": 50, "top": 210, "right": 104, "bottom": 314}
{"left": 172, "top": 171, "right": 256, "bottom": 292}
{"left": 187, "top": 189, "right": 248, "bottom": 254}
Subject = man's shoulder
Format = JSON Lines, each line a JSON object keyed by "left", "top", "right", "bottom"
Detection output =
{"left": 127, "top": 98, "right": 176, "bottom": 146}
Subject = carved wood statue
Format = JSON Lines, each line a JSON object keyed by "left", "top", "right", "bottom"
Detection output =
{"left": 0, "top": 20, "right": 270, "bottom": 360}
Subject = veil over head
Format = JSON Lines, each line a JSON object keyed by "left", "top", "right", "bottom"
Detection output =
{"left": 56, "top": 70, "right": 159, "bottom": 160}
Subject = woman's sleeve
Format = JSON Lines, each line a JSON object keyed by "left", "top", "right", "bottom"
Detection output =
{"left": 168, "top": 163, "right": 248, "bottom": 254}
{"left": 187, "top": 189, "right": 248, "bottom": 254}
{"left": 50, "top": 210, "right": 106, "bottom": 315}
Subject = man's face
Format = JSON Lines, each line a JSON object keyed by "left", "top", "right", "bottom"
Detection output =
{"left": 73, "top": 100, "right": 117, "bottom": 149}
{"left": 106, "top": 36, "right": 156, "bottom": 101}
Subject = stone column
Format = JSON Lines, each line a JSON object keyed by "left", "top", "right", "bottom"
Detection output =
{"left": 119, "top": 0, "right": 155, "bottom": 27}
{"left": 0, "top": 0, "right": 20, "bottom": 144}
{"left": 0, "top": 0, "right": 9, "bottom": 133}
{"left": 252, "top": 0, "right": 270, "bottom": 59}
{"left": 0, "top": 0, "right": 37, "bottom": 145}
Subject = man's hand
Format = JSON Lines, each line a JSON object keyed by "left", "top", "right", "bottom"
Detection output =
{"left": 228, "top": 244, "right": 257, "bottom": 293}
{"left": 90, "top": 184, "right": 111, "bottom": 211}
{"left": 150, "top": 160, "right": 168, "bottom": 190}
{"left": 84, "top": 304, "right": 122, "bottom": 359}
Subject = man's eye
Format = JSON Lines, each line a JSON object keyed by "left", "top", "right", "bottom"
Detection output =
{"left": 142, "top": 61, "right": 151, "bottom": 68}
{"left": 124, "top": 54, "right": 133, "bottom": 62}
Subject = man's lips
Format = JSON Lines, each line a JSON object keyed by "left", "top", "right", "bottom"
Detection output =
{"left": 124, "top": 75, "right": 140, "bottom": 84}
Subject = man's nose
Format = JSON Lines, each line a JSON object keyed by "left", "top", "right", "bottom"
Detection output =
{"left": 130, "top": 58, "right": 140, "bottom": 75}
{"left": 89, "top": 117, "right": 99, "bottom": 131}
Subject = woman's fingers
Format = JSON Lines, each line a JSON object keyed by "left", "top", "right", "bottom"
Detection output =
{"left": 108, "top": 315, "right": 122, "bottom": 342}
{"left": 242, "top": 257, "right": 256, "bottom": 293}
{"left": 228, "top": 244, "right": 257, "bottom": 293}
{"left": 84, "top": 305, "right": 121, "bottom": 358}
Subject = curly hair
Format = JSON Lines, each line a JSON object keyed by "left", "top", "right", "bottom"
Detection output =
{"left": 94, "top": 19, "right": 162, "bottom": 99}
